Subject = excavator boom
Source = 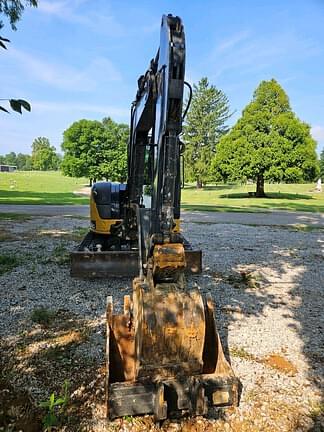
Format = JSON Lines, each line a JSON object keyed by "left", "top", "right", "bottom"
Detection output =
{"left": 70, "top": 15, "right": 201, "bottom": 278}
{"left": 105, "top": 14, "right": 240, "bottom": 420}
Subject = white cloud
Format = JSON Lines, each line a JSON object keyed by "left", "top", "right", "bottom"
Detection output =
{"left": 37, "top": 1, "right": 68, "bottom": 16}
{"left": 6, "top": 48, "right": 122, "bottom": 91}
{"left": 209, "top": 31, "right": 322, "bottom": 79}
{"left": 37, "top": 0, "right": 124, "bottom": 37}
{"left": 8, "top": 48, "right": 90, "bottom": 91}
{"left": 311, "top": 125, "right": 324, "bottom": 142}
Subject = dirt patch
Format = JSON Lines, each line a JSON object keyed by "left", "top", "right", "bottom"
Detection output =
{"left": 262, "top": 354, "right": 298, "bottom": 376}
{"left": 74, "top": 187, "right": 91, "bottom": 197}
{"left": 0, "top": 229, "right": 18, "bottom": 241}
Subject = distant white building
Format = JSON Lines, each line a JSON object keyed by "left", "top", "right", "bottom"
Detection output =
{"left": 0, "top": 165, "right": 17, "bottom": 172}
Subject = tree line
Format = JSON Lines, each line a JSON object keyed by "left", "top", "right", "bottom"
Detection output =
{"left": 0, "top": 137, "right": 61, "bottom": 170}
{"left": 60, "top": 78, "right": 320, "bottom": 197}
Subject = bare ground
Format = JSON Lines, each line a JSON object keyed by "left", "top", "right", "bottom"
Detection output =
{"left": 0, "top": 214, "right": 323, "bottom": 431}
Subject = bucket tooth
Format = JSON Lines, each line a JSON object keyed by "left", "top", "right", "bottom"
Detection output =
{"left": 191, "top": 382, "right": 209, "bottom": 416}
{"left": 154, "top": 383, "right": 168, "bottom": 421}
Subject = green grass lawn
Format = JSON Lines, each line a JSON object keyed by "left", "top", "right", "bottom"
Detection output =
{"left": 0, "top": 171, "right": 89, "bottom": 205}
{"left": 181, "top": 183, "right": 324, "bottom": 212}
{"left": 0, "top": 171, "right": 323, "bottom": 212}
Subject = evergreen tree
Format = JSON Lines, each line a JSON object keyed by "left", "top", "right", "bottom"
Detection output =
{"left": 183, "top": 77, "right": 231, "bottom": 188}
{"left": 212, "top": 79, "right": 319, "bottom": 197}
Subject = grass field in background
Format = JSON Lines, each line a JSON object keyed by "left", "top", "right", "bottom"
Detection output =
{"left": 0, "top": 171, "right": 89, "bottom": 205}
{"left": 181, "top": 183, "right": 324, "bottom": 212}
{"left": 0, "top": 171, "right": 323, "bottom": 212}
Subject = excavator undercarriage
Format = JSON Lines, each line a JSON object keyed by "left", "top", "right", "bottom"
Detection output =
{"left": 71, "top": 14, "right": 240, "bottom": 420}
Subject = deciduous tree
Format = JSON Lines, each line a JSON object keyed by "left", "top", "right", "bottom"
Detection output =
{"left": 0, "top": 0, "right": 37, "bottom": 30}
{"left": 61, "top": 118, "right": 128, "bottom": 184}
{"left": 16, "top": 152, "right": 32, "bottom": 170}
{"left": 61, "top": 120, "right": 106, "bottom": 183}
{"left": 4, "top": 151, "right": 16, "bottom": 165}
{"left": 0, "top": 0, "right": 37, "bottom": 114}
{"left": 212, "top": 79, "right": 319, "bottom": 197}
{"left": 32, "top": 137, "right": 59, "bottom": 171}
{"left": 96, "top": 117, "right": 128, "bottom": 182}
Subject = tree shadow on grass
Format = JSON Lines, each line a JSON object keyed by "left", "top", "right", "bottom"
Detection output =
{"left": 251, "top": 202, "right": 324, "bottom": 212}
{"left": 0, "top": 190, "right": 88, "bottom": 205}
{"left": 220, "top": 192, "right": 314, "bottom": 200}
{"left": 184, "top": 184, "right": 236, "bottom": 191}
{"left": 181, "top": 204, "right": 260, "bottom": 213}
{"left": 181, "top": 201, "right": 324, "bottom": 213}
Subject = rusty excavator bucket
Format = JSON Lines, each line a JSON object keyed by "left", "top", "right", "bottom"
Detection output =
{"left": 106, "top": 244, "right": 240, "bottom": 420}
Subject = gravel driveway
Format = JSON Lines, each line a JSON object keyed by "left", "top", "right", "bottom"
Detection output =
{"left": 0, "top": 213, "right": 323, "bottom": 431}
{"left": 1, "top": 204, "right": 324, "bottom": 227}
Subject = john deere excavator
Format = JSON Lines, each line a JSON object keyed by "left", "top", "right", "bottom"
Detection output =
{"left": 72, "top": 14, "right": 240, "bottom": 419}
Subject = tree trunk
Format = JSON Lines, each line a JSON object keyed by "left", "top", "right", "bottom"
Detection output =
{"left": 196, "top": 179, "right": 203, "bottom": 189}
{"left": 256, "top": 174, "right": 266, "bottom": 197}
{"left": 89, "top": 178, "right": 92, "bottom": 187}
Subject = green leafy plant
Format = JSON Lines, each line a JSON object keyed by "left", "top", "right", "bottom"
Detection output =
{"left": 0, "top": 253, "right": 21, "bottom": 275}
{"left": 30, "top": 307, "right": 55, "bottom": 326}
{"left": 71, "top": 227, "right": 89, "bottom": 242}
{"left": 39, "top": 380, "right": 69, "bottom": 431}
{"left": 51, "top": 243, "right": 70, "bottom": 265}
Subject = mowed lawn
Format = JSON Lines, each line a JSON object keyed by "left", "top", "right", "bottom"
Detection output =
{"left": 181, "top": 182, "right": 324, "bottom": 213}
{"left": 0, "top": 171, "right": 89, "bottom": 205}
{"left": 0, "top": 171, "right": 323, "bottom": 212}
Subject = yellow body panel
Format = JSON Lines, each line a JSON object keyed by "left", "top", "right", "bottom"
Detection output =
{"left": 173, "top": 219, "right": 180, "bottom": 233}
{"left": 90, "top": 196, "right": 121, "bottom": 235}
{"left": 90, "top": 194, "right": 180, "bottom": 235}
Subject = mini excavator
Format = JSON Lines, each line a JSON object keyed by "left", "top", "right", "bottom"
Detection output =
{"left": 72, "top": 14, "right": 240, "bottom": 420}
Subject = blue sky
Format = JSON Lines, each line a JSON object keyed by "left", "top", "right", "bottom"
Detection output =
{"left": 1, "top": 0, "right": 324, "bottom": 155}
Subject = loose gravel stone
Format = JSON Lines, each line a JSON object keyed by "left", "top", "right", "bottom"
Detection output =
{"left": 0, "top": 214, "right": 323, "bottom": 431}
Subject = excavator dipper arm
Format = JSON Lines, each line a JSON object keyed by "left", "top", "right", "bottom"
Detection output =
{"left": 70, "top": 16, "right": 202, "bottom": 278}
{"left": 106, "top": 14, "right": 240, "bottom": 420}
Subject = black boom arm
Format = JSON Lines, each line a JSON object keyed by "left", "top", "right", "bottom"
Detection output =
{"left": 126, "top": 14, "right": 185, "bottom": 248}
